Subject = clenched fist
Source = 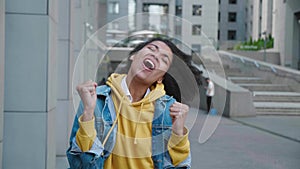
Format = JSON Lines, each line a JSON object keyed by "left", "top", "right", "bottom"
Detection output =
{"left": 76, "top": 80, "right": 98, "bottom": 121}
{"left": 169, "top": 102, "right": 189, "bottom": 136}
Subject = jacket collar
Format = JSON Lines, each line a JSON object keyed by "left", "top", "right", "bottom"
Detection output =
{"left": 96, "top": 85, "right": 111, "bottom": 97}
{"left": 97, "top": 85, "right": 174, "bottom": 102}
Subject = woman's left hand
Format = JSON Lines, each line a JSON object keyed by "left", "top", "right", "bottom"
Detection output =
{"left": 169, "top": 102, "right": 189, "bottom": 136}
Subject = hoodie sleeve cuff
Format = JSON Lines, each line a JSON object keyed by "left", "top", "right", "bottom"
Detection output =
{"left": 169, "top": 127, "right": 189, "bottom": 147}
{"left": 75, "top": 115, "right": 97, "bottom": 152}
{"left": 168, "top": 127, "right": 190, "bottom": 166}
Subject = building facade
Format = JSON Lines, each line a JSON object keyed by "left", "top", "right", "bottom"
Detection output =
{"left": 1, "top": 0, "right": 299, "bottom": 168}
{"left": 250, "top": 0, "right": 273, "bottom": 41}
{"left": 219, "top": 0, "right": 300, "bottom": 70}
{"left": 1, "top": 0, "right": 104, "bottom": 168}
{"left": 218, "top": 0, "right": 247, "bottom": 50}
{"left": 2, "top": 0, "right": 57, "bottom": 168}
{"left": 272, "top": 0, "right": 300, "bottom": 69}
{"left": 105, "top": 0, "right": 218, "bottom": 54}
{"left": 249, "top": 0, "right": 300, "bottom": 69}
{"left": 181, "top": 0, "right": 219, "bottom": 53}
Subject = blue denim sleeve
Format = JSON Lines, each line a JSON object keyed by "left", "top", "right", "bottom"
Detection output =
{"left": 66, "top": 101, "right": 105, "bottom": 169}
{"left": 163, "top": 96, "right": 192, "bottom": 169}
{"left": 163, "top": 151, "right": 192, "bottom": 169}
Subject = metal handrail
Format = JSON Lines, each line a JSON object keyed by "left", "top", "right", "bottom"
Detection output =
{"left": 218, "top": 51, "right": 300, "bottom": 83}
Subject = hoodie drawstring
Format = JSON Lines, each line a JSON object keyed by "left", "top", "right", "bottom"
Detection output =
{"left": 102, "top": 95, "right": 125, "bottom": 149}
{"left": 134, "top": 102, "right": 144, "bottom": 144}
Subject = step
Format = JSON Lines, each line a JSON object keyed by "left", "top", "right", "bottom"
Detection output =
{"left": 225, "top": 71, "right": 254, "bottom": 77}
{"left": 230, "top": 78, "right": 270, "bottom": 84}
{"left": 254, "top": 102, "right": 300, "bottom": 115}
{"left": 254, "top": 102, "right": 300, "bottom": 109}
{"left": 206, "top": 67, "right": 226, "bottom": 72}
{"left": 253, "top": 92, "right": 300, "bottom": 102}
{"left": 253, "top": 91, "right": 300, "bottom": 96}
{"left": 240, "top": 84, "right": 293, "bottom": 92}
{"left": 224, "top": 67, "right": 241, "bottom": 72}
{"left": 228, "top": 77, "right": 263, "bottom": 80}
{"left": 256, "top": 110, "right": 300, "bottom": 116}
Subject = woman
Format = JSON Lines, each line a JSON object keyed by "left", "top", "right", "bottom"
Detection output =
{"left": 67, "top": 38, "right": 191, "bottom": 169}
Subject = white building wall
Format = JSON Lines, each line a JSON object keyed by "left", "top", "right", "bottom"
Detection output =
{"left": 245, "top": 0, "right": 253, "bottom": 41}
{"left": 284, "top": 0, "right": 300, "bottom": 68}
{"left": 252, "top": 0, "right": 261, "bottom": 40}
{"left": 261, "top": 0, "right": 273, "bottom": 36}
{"left": 107, "top": 0, "right": 129, "bottom": 31}
{"left": 182, "top": 0, "right": 218, "bottom": 51}
{"left": 272, "top": 0, "right": 300, "bottom": 68}
{"left": 3, "top": 0, "right": 57, "bottom": 168}
{"left": 272, "top": 0, "right": 286, "bottom": 65}
{"left": 218, "top": 0, "right": 247, "bottom": 50}
{"left": 56, "top": 0, "right": 75, "bottom": 156}
{"left": 136, "top": 0, "right": 175, "bottom": 35}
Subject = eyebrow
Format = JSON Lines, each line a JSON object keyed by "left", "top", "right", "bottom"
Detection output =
{"left": 148, "top": 43, "right": 171, "bottom": 62}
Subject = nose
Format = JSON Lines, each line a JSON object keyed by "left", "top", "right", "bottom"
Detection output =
{"left": 151, "top": 54, "right": 159, "bottom": 62}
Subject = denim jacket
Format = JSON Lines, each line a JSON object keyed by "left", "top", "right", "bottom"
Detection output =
{"left": 67, "top": 85, "right": 191, "bottom": 169}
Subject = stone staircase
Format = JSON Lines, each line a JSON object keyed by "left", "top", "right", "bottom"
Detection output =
{"left": 200, "top": 53, "right": 300, "bottom": 116}
{"left": 225, "top": 66, "right": 300, "bottom": 115}
{"left": 252, "top": 92, "right": 300, "bottom": 115}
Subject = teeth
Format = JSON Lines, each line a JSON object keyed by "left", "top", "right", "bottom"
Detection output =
{"left": 144, "top": 59, "right": 155, "bottom": 70}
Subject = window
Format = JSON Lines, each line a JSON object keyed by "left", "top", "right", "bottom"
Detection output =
{"left": 176, "top": 5, "right": 182, "bottom": 16}
{"left": 192, "top": 5, "right": 202, "bottom": 16}
{"left": 228, "top": 30, "right": 236, "bottom": 40}
{"left": 143, "top": 4, "right": 168, "bottom": 13}
{"left": 218, "top": 12, "right": 220, "bottom": 22}
{"left": 192, "top": 25, "right": 202, "bottom": 35}
{"left": 218, "top": 30, "right": 220, "bottom": 40}
{"left": 228, "top": 12, "right": 236, "bottom": 22}
{"left": 143, "top": 4, "right": 149, "bottom": 12}
{"left": 108, "top": 2, "right": 119, "bottom": 14}
{"left": 229, "top": 0, "right": 237, "bottom": 4}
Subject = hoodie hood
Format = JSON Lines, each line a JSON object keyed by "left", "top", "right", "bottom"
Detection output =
{"left": 106, "top": 73, "right": 166, "bottom": 153}
{"left": 106, "top": 73, "right": 165, "bottom": 105}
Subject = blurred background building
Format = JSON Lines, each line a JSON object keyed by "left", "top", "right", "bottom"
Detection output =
{"left": 218, "top": 0, "right": 247, "bottom": 50}
{"left": 0, "top": 0, "right": 299, "bottom": 168}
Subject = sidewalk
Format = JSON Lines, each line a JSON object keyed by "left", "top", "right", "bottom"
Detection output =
{"left": 189, "top": 109, "right": 300, "bottom": 169}
{"left": 56, "top": 109, "right": 300, "bottom": 169}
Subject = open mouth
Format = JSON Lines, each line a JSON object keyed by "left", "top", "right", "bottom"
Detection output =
{"left": 143, "top": 59, "right": 155, "bottom": 70}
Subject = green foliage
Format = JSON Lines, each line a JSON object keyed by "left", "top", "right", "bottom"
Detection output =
{"left": 234, "top": 35, "right": 274, "bottom": 51}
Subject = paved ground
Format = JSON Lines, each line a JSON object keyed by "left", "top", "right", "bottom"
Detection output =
{"left": 56, "top": 109, "right": 300, "bottom": 169}
{"left": 189, "top": 110, "right": 300, "bottom": 169}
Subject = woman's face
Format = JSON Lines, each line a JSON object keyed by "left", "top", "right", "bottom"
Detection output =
{"left": 128, "top": 40, "right": 173, "bottom": 85}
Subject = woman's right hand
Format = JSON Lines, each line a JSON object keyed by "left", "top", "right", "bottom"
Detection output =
{"left": 76, "top": 80, "right": 98, "bottom": 121}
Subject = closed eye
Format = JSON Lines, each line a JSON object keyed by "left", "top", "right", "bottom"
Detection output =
{"left": 162, "top": 57, "right": 168, "bottom": 64}
{"left": 148, "top": 46, "right": 155, "bottom": 52}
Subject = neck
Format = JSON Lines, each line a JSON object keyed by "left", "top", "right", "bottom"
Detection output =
{"left": 126, "top": 76, "right": 149, "bottom": 102}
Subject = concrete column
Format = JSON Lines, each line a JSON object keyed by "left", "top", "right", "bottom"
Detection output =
{"left": 0, "top": 0, "right": 5, "bottom": 168}
{"left": 252, "top": 0, "right": 261, "bottom": 40}
{"left": 272, "top": 0, "right": 286, "bottom": 66}
{"left": 3, "top": 0, "right": 57, "bottom": 168}
{"left": 261, "top": 0, "right": 273, "bottom": 35}
{"left": 56, "top": 0, "right": 74, "bottom": 156}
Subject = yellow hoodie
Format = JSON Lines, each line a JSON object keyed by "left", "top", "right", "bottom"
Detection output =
{"left": 76, "top": 73, "right": 190, "bottom": 169}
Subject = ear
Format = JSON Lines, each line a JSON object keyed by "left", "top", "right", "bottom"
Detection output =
{"left": 129, "top": 54, "right": 135, "bottom": 61}
{"left": 157, "top": 77, "right": 163, "bottom": 84}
